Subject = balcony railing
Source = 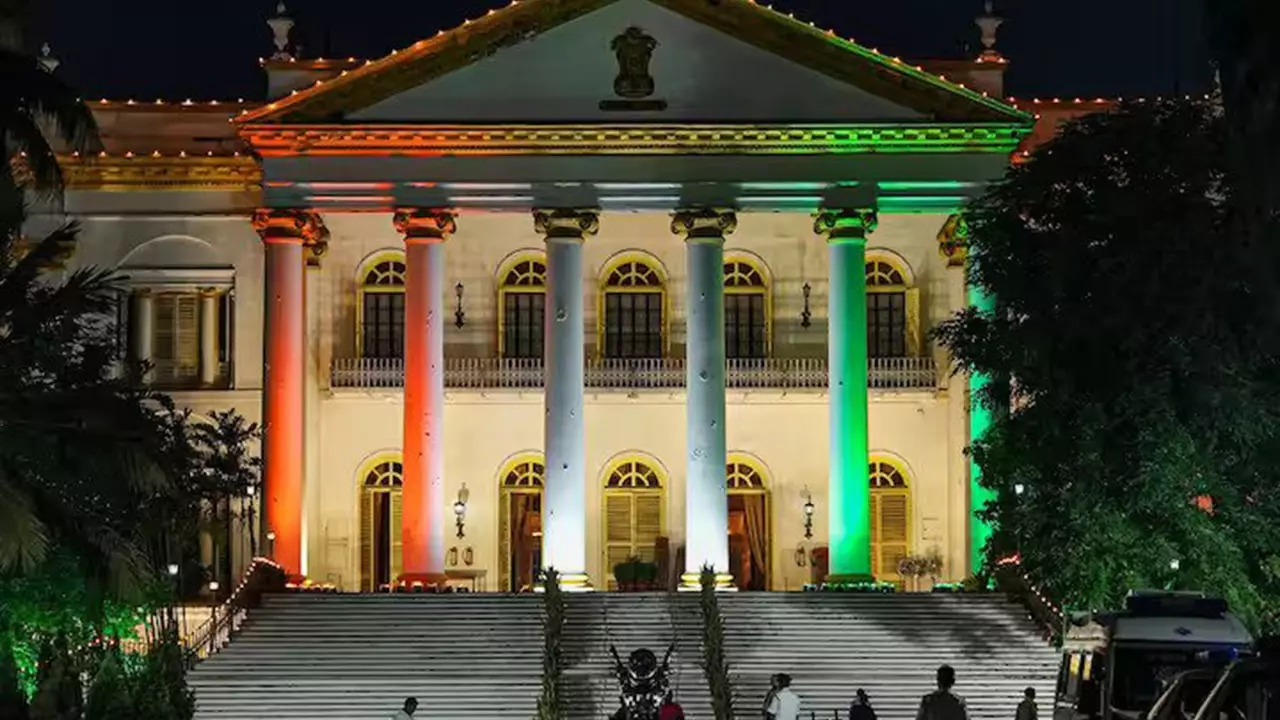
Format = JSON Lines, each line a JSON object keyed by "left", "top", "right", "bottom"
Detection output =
{"left": 331, "top": 357, "right": 939, "bottom": 391}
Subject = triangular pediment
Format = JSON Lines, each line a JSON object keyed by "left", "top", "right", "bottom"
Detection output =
{"left": 241, "top": 0, "right": 1029, "bottom": 126}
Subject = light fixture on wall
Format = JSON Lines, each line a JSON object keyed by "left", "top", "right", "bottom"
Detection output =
{"left": 800, "top": 283, "right": 813, "bottom": 328}
{"left": 1014, "top": 483, "right": 1025, "bottom": 496}
{"left": 802, "top": 487, "right": 815, "bottom": 540}
{"left": 454, "top": 282, "right": 466, "bottom": 328}
{"left": 454, "top": 483, "right": 470, "bottom": 538}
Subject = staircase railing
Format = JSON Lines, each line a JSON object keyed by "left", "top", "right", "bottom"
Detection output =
{"left": 186, "top": 557, "right": 288, "bottom": 664}
{"left": 996, "top": 558, "right": 1065, "bottom": 644}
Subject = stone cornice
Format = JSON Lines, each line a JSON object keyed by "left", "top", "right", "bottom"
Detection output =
{"left": 60, "top": 155, "right": 261, "bottom": 192}
{"left": 240, "top": 124, "right": 1029, "bottom": 157}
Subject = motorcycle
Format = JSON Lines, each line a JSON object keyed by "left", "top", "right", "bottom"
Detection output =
{"left": 608, "top": 643, "right": 675, "bottom": 720}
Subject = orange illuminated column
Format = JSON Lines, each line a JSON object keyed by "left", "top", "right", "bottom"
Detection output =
{"left": 253, "top": 208, "right": 327, "bottom": 580}
{"left": 394, "top": 209, "right": 457, "bottom": 587}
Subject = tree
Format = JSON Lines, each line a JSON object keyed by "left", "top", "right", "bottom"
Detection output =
{"left": 0, "top": 638, "right": 27, "bottom": 720}
{"left": 935, "top": 98, "right": 1280, "bottom": 630}
{"left": 84, "top": 652, "right": 133, "bottom": 720}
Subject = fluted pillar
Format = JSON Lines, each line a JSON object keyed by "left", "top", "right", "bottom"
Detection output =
{"left": 199, "top": 289, "right": 220, "bottom": 387}
{"left": 673, "top": 209, "right": 736, "bottom": 590}
{"left": 534, "top": 209, "right": 598, "bottom": 590}
{"left": 131, "top": 289, "right": 155, "bottom": 383}
{"left": 816, "top": 208, "right": 878, "bottom": 583}
{"left": 253, "top": 208, "right": 326, "bottom": 580}
{"left": 394, "top": 208, "right": 456, "bottom": 587}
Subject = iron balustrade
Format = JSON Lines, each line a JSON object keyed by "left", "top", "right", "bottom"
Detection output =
{"left": 330, "top": 356, "right": 939, "bottom": 391}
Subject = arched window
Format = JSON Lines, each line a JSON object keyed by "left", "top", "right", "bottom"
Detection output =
{"left": 498, "top": 454, "right": 545, "bottom": 592}
{"left": 726, "top": 459, "right": 767, "bottom": 491}
{"left": 869, "top": 458, "right": 911, "bottom": 585}
{"left": 724, "top": 258, "right": 770, "bottom": 359}
{"left": 359, "top": 254, "right": 406, "bottom": 359}
{"left": 601, "top": 256, "right": 665, "bottom": 359}
{"left": 865, "top": 255, "right": 917, "bottom": 359}
{"left": 603, "top": 457, "right": 666, "bottom": 588}
{"left": 499, "top": 254, "right": 547, "bottom": 360}
{"left": 359, "top": 456, "right": 404, "bottom": 592}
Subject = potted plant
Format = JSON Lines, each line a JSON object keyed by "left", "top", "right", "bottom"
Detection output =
{"left": 636, "top": 561, "right": 659, "bottom": 591}
{"left": 613, "top": 556, "right": 640, "bottom": 591}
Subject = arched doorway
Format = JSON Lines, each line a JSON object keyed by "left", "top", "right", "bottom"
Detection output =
{"left": 358, "top": 456, "right": 403, "bottom": 592}
{"left": 602, "top": 456, "right": 666, "bottom": 590}
{"left": 869, "top": 458, "right": 912, "bottom": 587}
{"left": 498, "top": 455, "right": 545, "bottom": 593}
{"left": 726, "top": 457, "right": 770, "bottom": 591}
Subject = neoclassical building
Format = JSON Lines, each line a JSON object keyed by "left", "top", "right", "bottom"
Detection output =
{"left": 50, "top": 0, "right": 1095, "bottom": 592}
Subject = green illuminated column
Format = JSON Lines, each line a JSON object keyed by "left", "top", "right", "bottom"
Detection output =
{"left": 967, "top": 281, "right": 998, "bottom": 575}
{"left": 816, "top": 208, "right": 878, "bottom": 582}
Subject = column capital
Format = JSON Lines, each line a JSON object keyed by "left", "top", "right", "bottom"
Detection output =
{"left": 534, "top": 209, "right": 599, "bottom": 240}
{"left": 671, "top": 208, "right": 737, "bottom": 240}
{"left": 814, "top": 208, "right": 878, "bottom": 241}
{"left": 937, "top": 213, "right": 969, "bottom": 268}
{"left": 394, "top": 208, "right": 457, "bottom": 243}
{"left": 253, "top": 208, "right": 327, "bottom": 245}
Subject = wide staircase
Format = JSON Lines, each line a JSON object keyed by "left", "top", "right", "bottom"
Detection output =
{"left": 189, "top": 592, "right": 1059, "bottom": 720}
{"left": 188, "top": 594, "right": 544, "bottom": 719}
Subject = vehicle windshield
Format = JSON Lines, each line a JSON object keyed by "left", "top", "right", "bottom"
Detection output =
{"left": 1111, "top": 648, "right": 1237, "bottom": 715}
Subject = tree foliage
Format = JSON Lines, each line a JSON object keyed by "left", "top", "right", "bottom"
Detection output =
{"left": 935, "top": 98, "right": 1280, "bottom": 631}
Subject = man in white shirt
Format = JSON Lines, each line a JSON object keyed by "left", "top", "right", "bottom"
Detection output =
{"left": 766, "top": 673, "right": 802, "bottom": 720}
{"left": 392, "top": 697, "right": 418, "bottom": 719}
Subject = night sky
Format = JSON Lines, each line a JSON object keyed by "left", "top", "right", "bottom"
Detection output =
{"left": 32, "top": 0, "right": 1211, "bottom": 103}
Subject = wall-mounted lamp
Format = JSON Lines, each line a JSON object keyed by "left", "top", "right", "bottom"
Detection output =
{"left": 167, "top": 563, "right": 180, "bottom": 577}
{"left": 246, "top": 483, "right": 256, "bottom": 497}
{"left": 802, "top": 487, "right": 815, "bottom": 540}
{"left": 208, "top": 581, "right": 220, "bottom": 593}
{"left": 454, "top": 483, "right": 470, "bottom": 538}
{"left": 454, "top": 282, "right": 466, "bottom": 328}
{"left": 800, "top": 283, "right": 813, "bottom": 329}
{"left": 1014, "top": 483, "right": 1025, "bottom": 496}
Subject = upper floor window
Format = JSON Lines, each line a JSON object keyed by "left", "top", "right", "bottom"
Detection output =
{"left": 724, "top": 259, "right": 769, "bottom": 360}
{"left": 359, "top": 255, "right": 406, "bottom": 360}
{"left": 601, "top": 257, "right": 665, "bottom": 360}
{"left": 128, "top": 287, "right": 232, "bottom": 389}
{"left": 866, "top": 258, "right": 912, "bottom": 358}
{"left": 500, "top": 255, "right": 547, "bottom": 360}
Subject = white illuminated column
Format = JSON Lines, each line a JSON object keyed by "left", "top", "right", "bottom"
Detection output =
{"left": 673, "top": 209, "right": 736, "bottom": 590}
{"left": 535, "top": 209, "right": 598, "bottom": 590}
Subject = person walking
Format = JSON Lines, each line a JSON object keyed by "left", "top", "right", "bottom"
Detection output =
{"left": 849, "top": 688, "right": 878, "bottom": 720}
{"left": 1016, "top": 687, "right": 1038, "bottom": 720}
{"left": 766, "top": 673, "right": 802, "bottom": 720}
{"left": 392, "top": 697, "right": 418, "bottom": 719}
{"left": 916, "top": 665, "right": 968, "bottom": 720}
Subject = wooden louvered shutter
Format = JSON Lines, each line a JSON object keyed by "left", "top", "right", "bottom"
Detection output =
{"left": 870, "top": 494, "right": 882, "bottom": 577}
{"left": 176, "top": 295, "right": 199, "bottom": 377}
{"left": 605, "top": 493, "right": 634, "bottom": 590}
{"left": 154, "top": 297, "right": 175, "bottom": 359}
{"left": 498, "top": 493, "right": 512, "bottom": 592}
{"left": 359, "top": 490, "right": 374, "bottom": 593}
{"left": 390, "top": 491, "right": 403, "bottom": 582}
{"left": 905, "top": 287, "right": 922, "bottom": 357}
{"left": 634, "top": 494, "right": 663, "bottom": 563}
{"left": 878, "top": 493, "right": 910, "bottom": 583}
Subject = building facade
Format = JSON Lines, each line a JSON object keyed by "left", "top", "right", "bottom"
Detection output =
{"left": 50, "top": 0, "right": 1090, "bottom": 593}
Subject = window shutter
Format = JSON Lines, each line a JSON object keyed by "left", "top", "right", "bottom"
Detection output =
{"left": 905, "top": 287, "right": 922, "bottom": 356}
{"left": 634, "top": 494, "right": 663, "bottom": 563}
{"left": 359, "top": 490, "right": 374, "bottom": 593}
{"left": 176, "top": 295, "right": 199, "bottom": 377}
{"left": 154, "top": 297, "right": 175, "bottom": 361}
{"left": 870, "top": 493, "right": 883, "bottom": 577}
{"left": 498, "top": 493, "right": 512, "bottom": 592}
{"left": 605, "top": 493, "right": 634, "bottom": 590}
{"left": 876, "top": 493, "right": 910, "bottom": 582}
{"left": 390, "top": 491, "right": 403, "bottom": 582}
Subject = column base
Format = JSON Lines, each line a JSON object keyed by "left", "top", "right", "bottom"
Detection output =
{"left": 535, "top": 573, "right": 594, "bottom": 593}
{"left": 678, "top": 572, "right": 736, "bottom": 592}
{"left": 823, "top": 573, "right": 877, "bottom": 585}
{"left": 394, "top": 573, "right": 451, "bottom": 593}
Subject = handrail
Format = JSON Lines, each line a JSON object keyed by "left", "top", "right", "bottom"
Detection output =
{"left": 996, "top": 558, "right": 1065, "bottom": 644}
{"left": 186, "top": 557, "right": 288, "bottom": 664}
{"left": 331, "top": 356, "right": 939, "bottom": 391}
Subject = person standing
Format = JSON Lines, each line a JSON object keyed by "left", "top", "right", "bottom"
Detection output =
{"left": 766, "top": 673, "right": 802, "bottom": 720}
{"left": 392, "top": 697, "right": 418, "bottom": 719}
{"left": 1016, "top": 687, "right": 1038, "bottom": 720}
{"left": 763, "top": 674, "right": 780, "bottom": 720}
{"left": 849, "top": 688, "right": 878, "bottom": 720}
{"left": 916, "top": 666, "right": 968, "bottom": 720}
